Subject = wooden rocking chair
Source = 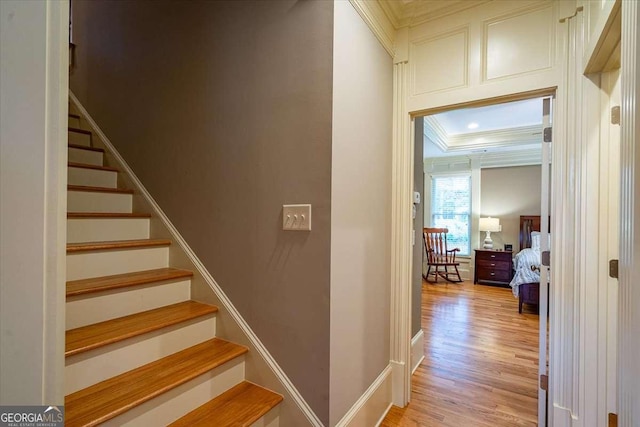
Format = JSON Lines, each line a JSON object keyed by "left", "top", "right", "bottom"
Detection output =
{"left": 423, "top": 227, "right": 463, "bottom": 283}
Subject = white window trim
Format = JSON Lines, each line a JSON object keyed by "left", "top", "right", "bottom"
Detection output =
{"left": 429, "top": 171, "right": 473, "bottom": 256}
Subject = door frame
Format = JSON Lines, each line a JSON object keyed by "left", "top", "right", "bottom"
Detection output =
{"left": 390, "top": 3, "right": 637, "bottom": 425}
{"left": 618, "top": 1, "right": 639, "bottom": 424}
{"left": 392, "top": 88, "right": 555, "bottom": 410}
{"left": 0, "top": 0, "right": 69, "bottom": 404}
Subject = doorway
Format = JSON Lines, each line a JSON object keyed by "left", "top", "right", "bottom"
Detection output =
{"left": 401, "top": 95, "right": 552, "bottom": 426}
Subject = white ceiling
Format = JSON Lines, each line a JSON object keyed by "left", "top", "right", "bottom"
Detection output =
{"left": 432, "top": 98, "right": 543, "bottom": 135}
{"left": 424, "top": 97, "right": 545, "bottom": 159}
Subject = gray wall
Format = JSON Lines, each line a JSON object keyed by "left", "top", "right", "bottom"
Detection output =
{"left": 329, "top": 1, "right": 393, "bottom": 424}
{"left": 70, "top": 0, "right": 333, "bottom": 422}
{"left": 412, "top": 118, "right": 424, "bottom": 337}
{"left": 480, "top": 165, "right": 542, "bottom": 250}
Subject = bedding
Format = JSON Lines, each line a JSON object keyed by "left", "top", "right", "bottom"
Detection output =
{"left": 509, "top": 248, "right": 541, "bottom": 298}
{"left": 530, "top": 231, "right": 550, "bottom": 252}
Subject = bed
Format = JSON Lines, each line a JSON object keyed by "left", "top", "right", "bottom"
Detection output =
{"left": 510, "top": 215, "right": 547, "bottom": 313}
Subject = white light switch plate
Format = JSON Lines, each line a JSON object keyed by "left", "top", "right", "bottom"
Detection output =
{"left": 283, "top": 204, "right": 312, "bottom": 231}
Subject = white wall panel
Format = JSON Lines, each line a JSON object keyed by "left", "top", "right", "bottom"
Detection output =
{"left": 484, "top": 5, "right": 554, "bottom": 81}
{"left": 406, "top": 0, "right": 558, "bottom": 114}
{"left": 410, "top": 29, "right": 468, "bottom": 95}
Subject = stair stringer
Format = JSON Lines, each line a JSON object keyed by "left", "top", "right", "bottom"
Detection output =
{"left": 68, "top": 91, "right": 323, "bottom": 427}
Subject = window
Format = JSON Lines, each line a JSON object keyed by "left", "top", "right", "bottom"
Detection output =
{"left": 430, "top": 174, "right": 471, "bottom": 255}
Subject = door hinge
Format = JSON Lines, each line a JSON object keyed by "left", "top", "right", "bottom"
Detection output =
{"left": 609, "top": 259, "right": 619, "bottom": 279}
{"left": 608, "top": 412, "right": 618, "bottom": 427}
{"left": 611, "top": 106, "right": 621, "bottom": 125}
{"left": 540, "top": 374, "right": 548, "bottom": 391}
{"left": 541, "top": 251, "right": 550, "bottom": 267}
{"left": 543, "top": 127, "right": 552, "bottom": 143}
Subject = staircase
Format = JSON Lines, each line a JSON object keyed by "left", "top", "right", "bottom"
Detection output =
{"left": 64, "top": 111, "right": 283, "bottom": 426}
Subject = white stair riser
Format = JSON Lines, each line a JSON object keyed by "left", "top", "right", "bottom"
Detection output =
{"left": 67, "top": 217, "right": 150, "bottom": 243}
{"left": 68, "top": 147, "right": 103, "bottom": 166}
{"left": 66, "top": 279, "right": 191, "bottom": 330}
{"left": 252, "top": 408, "right": 280, "bottom": 427}
{"left": 68, "top": 166, "right": 118, "bottom": 188}
{"left": 67, "top": 246, "right": 169, "bottom": 281}
{"left": 69, "top": 131, "right": 91, "bottom": 147}
{"left": 65, "top": 316, "right": 217, "bottom": 394}
{"left": 102, "top": 357, "right": 244, "bottom": 427}
{"left": 68, "top": 117, "right": 81, "bottom": 128}
{"left": 68, "top": 191, "right": 132, "bottom": 213}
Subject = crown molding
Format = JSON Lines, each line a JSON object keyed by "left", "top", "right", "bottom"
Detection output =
{"left": 447, "top": 125, "right": 542, "bottom": 151}
{"left": 378, "top": 0, "right": 491, "bottom": 29}
{"left": 377, "top": 0, "right": 402, "bottom": 29}
{"left": 425, "top": 147, "right": 543, "bottom": 172}
{"left": 406, "top": 0, "right": 491, "bottom": 27}
{"left": 423, "top": 116, "right": 448, "bottom": 152}
{"left": 349, "top": 0, "right": 396, "bottom": 57}
{"left": 424, "top": 120, "right": 543, "bottom": 154}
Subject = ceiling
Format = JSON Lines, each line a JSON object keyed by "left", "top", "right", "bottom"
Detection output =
{"left": 424, "top": 98, "right": 545, "bottom": 159}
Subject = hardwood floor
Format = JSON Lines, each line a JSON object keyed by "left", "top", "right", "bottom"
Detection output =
{"left": 382, "top": 280, "right": 540, "bottom": 427}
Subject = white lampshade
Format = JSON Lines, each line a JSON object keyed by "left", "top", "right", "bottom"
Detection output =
{"left": 479, "top": 217, "right": 501, "bottom": 232}
{"left": 479, "top": 217, "right": 501, "bottom": 249}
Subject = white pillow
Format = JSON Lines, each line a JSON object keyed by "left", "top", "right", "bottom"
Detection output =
{"left": 530, "top": 231, "right": 550, "bottom": 252}
{"left": 531, "top": 232, "right": 541, "bottom": 251}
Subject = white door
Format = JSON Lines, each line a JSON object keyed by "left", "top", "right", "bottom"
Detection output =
{"left": 538, "top": 97, "right": 552, "bottom": 426}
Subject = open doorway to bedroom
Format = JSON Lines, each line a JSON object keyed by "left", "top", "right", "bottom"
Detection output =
{"left": 385, "top": 96, "right": 551, "bottom": 426}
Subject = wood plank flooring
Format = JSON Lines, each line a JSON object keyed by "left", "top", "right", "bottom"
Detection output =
{"left": 382, "top": 280, "right": 540, "bottom": 427}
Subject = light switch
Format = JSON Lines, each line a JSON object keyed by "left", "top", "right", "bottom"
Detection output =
{"left": 283, "top": 204, "right": 312, "bottom": 231}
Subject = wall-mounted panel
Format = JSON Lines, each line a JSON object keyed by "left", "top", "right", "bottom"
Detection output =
{"left": 484, "top": 5, "right": 554, "bottom": 81}
{"left": 410, "top": 29, "right": 468, "bottom": 95}
{"left": 405, "top": 0, "right": 558, "bottom": 114}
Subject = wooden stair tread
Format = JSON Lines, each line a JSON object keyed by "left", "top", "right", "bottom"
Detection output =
{"left": 68, "top": 162, "right": 118, "bottom": 172}
{"left": 65, "top": 301, "right": 218, "bottom": 357}
{"left": 68, "top": 126, "right": 91, "bottom": 135}
{"left": 65, "top": 338, "right": 247, "bottom": 427}
{"left": 68, "top": 143, "right": 103, "bottom": 153}
{"left": 169, "top": 381, "right": 283, "bottom": 427}
{"left": 67, "top": 268, "right": 193, "bottom": 297}
{"left": 67, "top": 212, "right": 151, "bottom": 219}
{"left": 69, "top": 113, "right": 81, "bottom": 119}
{"left": 67, "top": 238, "right": 171, "bottom": 253}
{"left": 68, "top": 184, "right": 133, "bottom": 194}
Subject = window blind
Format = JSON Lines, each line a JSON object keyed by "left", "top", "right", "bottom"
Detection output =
{"left": 431, "top": 174, "right": 471, "bottom": 255}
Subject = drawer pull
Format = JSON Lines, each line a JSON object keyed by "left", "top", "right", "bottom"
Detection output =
{"left": 490, "top": 255, "right": 496, "bottom": 258}
{"left": 490, "top": 272, "right": 495, "bottom": 276}
{"left": 491, "top": 263, "right": 495, "bottom": 266}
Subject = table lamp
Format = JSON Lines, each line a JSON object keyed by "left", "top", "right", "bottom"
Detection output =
{"left": 479, "top": 217, "right": 501, "bottom": 249}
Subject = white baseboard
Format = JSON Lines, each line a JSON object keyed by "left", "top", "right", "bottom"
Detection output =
{"left": 335, "top": 365, "right": 393, "bottom": 427}
{"left": 390, "top": 360, "right": 407, "bottom": 406}
{"left": 552, "top": 403, "right": 575, "bottom": 427}
{"left": 68, "top": 92, "right": 322, "bottom": 427}
{"left": 410, "top": 330, "right": 425, "bottom": 374}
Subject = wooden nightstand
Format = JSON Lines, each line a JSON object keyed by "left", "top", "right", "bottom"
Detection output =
{"left": 474, "top": 249, "right": 513, "bottom": 286}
